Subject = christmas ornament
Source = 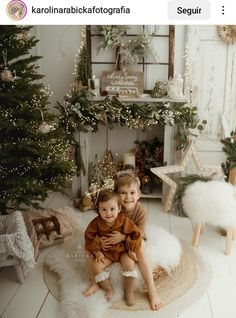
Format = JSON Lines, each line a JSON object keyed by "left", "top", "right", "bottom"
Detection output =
{"left": 16, "top": 29, "right": 30, "bottom": 42}
{"left": 73, "top": 80, "right": 83, "bottom": 92}
{"left": 38, "top": 233, "right": 48, "bottom": 240}
{"left": 44, "top": 220, "right": 55, "bottom": 230}
{"left": 218, "top": 25, "right": 236, "bottom": 44}
{"left": 34, "top": 223, "right": 44, "bottom": 233}
{"left": 49, "top": 230, "right": 58, "bottom": 239}
{"left": 151, "top": 80, "right": 167, "bottom": 98}
{"left": 151, "top": 139, "right": 222, "bottom": 212}
{"left": 1, "top": 51, "right": 13, "bottom": 82}
{"left": 39, "top": 122, "right": 54, "bottom": 134}
{"left": 38, "top": 110, "right": 55, "bottom": 134}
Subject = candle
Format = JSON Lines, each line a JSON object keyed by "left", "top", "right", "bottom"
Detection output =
{"left": 123, "top": 152, "right": 135, "bottom": 170}
{"left": 93, "top": 75, "right": 100, "bottom": 89}
{"left": 90, "top": 76, "right": 100, "bottom": 95}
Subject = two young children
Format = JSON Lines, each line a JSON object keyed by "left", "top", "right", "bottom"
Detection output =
{"left": 84, "top": 173, "right": 162, "bottom": 310}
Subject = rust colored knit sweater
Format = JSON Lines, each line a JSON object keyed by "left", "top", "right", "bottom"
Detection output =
{"left": 85, "top": 213, "right": 142, "bottom": 262}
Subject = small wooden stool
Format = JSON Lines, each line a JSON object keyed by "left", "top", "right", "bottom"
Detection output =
{"left": 182, "top": 180, "right": 236, "bottom": 255}
{"left": 192, "top": 224, "right": 235, "bottom": 255}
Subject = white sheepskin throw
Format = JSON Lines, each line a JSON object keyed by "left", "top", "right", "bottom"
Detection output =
{"left": 182, "top": 180, "right": 236, "bottom": 227}
{"left": 45, "top": 225, "right": 182, "bottom": 318}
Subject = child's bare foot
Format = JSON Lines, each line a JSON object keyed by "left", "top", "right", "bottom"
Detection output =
{"left": 104, "top": 287, "right": 113, "bottom": 302}
{"left": 82, "top": 283, "right": 100, "bottom": 297}
{"left": 149, "top": 288, "right": 162, "bottom": 310}
{"left": 125, "top": 290, "right": 135, "bottom": 306}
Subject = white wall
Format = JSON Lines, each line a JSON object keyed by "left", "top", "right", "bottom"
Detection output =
{"left": 35, "top": 25, "right": 187, "bottom": 107}
{"left": 174, "top": 25, "right": 186, "bottom": 76}
{"left": 35, "top": 26, "right": 81, "bottom": 108}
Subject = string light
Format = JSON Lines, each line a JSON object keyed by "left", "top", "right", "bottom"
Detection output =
{"left": 151, "top": 139, "right": 222, "bottom": 212}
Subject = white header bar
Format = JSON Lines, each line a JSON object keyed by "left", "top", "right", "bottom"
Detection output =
{"left": 0, "top": 0, "right": 235, "bottom": 25}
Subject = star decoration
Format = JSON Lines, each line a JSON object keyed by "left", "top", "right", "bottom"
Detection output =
{"left": 150, "top": 139, "right": 222, "bottom": 212}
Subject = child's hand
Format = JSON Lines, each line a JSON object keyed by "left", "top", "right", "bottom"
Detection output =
{"left": 95, "top": 251, "right": 105, "bottom": 263}
{"left": 106, "top": 231, "right": 126, "bottom": 244}
{"left": 99, "top": 232, "right": 126, "bottom": 251}
{"left": 128, "top": 250, "right": 138, "bottom": 262}
{"left": 99, "top": 236, "right": 112, "bottom": 250}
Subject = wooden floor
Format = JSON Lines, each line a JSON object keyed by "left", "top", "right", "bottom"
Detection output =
{"left": 1, "top": 192, "right": 236, "bottom": 318}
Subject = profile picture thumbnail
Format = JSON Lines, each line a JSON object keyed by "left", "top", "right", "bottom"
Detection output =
{"left": 6, "top": 0, "right": 27, "bottom": 20}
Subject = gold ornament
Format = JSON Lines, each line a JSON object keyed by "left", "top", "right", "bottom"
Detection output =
{"left": 44, "top": 220, "right": 55, "bottom": 230}
{"left": 218, "top": 25, "right": 236, "bottom": 44}
{"left": 151, "top": 139, "right": 222, "bottom": 212}
{"left": 73, "top": 80, "right": 83, "bottom": 92}
{"left": 1, "top": 67, "right": 13, "bottom": 81}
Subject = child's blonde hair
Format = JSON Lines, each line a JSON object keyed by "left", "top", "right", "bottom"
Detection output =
{"left": 96, "top": 189, "right": 121, "bottom": 213}
{"left": 114, "top": 172, "right": 141, "bottom": 192}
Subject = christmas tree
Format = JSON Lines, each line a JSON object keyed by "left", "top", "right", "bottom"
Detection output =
{"left": 76, "top": 45, "right": 91, "bottom": 86}
{"left": 0, "top": 26, "right": 75, "bottom": 214}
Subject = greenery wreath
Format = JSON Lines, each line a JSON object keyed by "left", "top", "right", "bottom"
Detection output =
{"left": 96, "top": 25, "right": 156, "bottom": 66}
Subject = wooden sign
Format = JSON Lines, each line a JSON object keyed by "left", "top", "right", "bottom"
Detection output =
{"left": 101, "top": 71, "right": 144, "bottom": 96}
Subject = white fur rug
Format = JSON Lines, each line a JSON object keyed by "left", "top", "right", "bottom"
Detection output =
{"left": 44, "top": 226, "right": 211, "bottom": 318}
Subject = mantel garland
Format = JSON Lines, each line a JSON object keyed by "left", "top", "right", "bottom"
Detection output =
{"left": 57, "top": 90, "right": 205, "bottom": 153}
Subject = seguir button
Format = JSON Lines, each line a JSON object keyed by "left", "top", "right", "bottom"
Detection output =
{"left": 168, "top": 0, "right": 210, "bottom": 20}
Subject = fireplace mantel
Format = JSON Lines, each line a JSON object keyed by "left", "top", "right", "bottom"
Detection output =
{"left": 71, "top": 96, "right": 186, "bottom": 199}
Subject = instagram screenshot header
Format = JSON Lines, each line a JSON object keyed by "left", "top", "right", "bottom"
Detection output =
{"left": 0, "top": 0, "right": 235, "bottom": 24}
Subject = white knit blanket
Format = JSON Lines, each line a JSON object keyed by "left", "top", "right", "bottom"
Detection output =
{"left": 0, "top": 211, "right": 35, "bottom": 274}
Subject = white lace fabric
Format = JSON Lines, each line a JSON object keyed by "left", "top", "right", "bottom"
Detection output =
{"left": 95, "top": 270, "right": 110, "bottom": 283}
{"left": 121, "top": 269, "right": 138, "bottom": 278}
{"left": 0, "top": 211, "right": 35, "bottom": 274}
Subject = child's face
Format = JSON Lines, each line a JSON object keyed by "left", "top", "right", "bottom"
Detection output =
{"left": 98, "top": 197, "right": 120, "bottom": 225}
{"left": 117, "top": 183, "right": 140, "bottom": 212}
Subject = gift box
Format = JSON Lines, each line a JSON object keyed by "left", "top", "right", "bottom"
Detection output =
{"left": 32, "top": 216, "right": 64, "bottom": 249}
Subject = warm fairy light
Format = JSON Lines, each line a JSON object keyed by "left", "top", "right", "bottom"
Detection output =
{"left": 151, "top": 139, "right": 223, "bottom": 212}
{"left": 73, "top": 25, "right": 86, "bottom": 76}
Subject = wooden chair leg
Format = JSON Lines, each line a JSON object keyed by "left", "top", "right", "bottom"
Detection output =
{"left": 14, "top": 263, "right": 25, "bottom": 284}
{"left": 225, "top": 228, "right": 233, "bottom": 255}
{"left": 192, "top": 225, "right": 202, "bottom": 247}
{"left": 192, "top": 224, "right": 204, "bottom": 234}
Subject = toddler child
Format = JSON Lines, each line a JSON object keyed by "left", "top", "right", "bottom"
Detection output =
{"left": 84, "top": 189, "right": 142, "bottom": 305}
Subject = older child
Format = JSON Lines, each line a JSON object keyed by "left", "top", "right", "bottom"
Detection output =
{"left": 114, "top": 173, "right": 162, "bottom": 310}
{"left": 83, "top": 173, "right": 162, "bottom": 310}
{"left": 84, "top": 189, "right": 142, "bottom": 305}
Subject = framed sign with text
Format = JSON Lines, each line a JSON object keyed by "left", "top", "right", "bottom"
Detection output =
{"left": 101, "top": 70, "right": 144, "bottom": 96}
